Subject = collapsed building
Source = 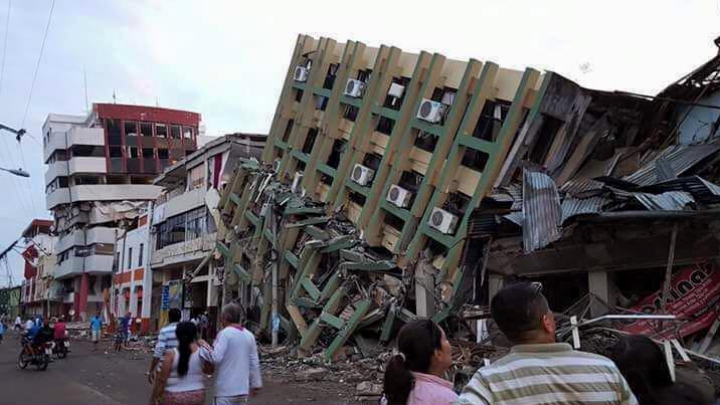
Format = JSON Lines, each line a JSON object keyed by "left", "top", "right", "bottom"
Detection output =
{"left": 214, "top": 34, "right": 720, "bottom": 388}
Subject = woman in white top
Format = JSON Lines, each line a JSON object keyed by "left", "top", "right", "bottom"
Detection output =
{"left": 151, "top": 321, "right": 212, "bottom": 405}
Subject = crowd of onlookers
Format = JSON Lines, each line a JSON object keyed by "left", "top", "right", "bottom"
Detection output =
{"left": 382, "top": 282, "right": 717, "bottom": 405}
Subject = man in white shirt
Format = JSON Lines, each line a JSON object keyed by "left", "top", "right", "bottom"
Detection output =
{"left": 199, "top": 303, "right": 262, "bottom": 405}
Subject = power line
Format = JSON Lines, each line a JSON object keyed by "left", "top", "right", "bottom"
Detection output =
{"left": 0, "top": 0, "right": 32, "bottom": 219}
{"left": 20, "top": 0, "right": 56, "bottom": 129}
{"left": 0, "top": 0, "right": 11, "bottom": 98}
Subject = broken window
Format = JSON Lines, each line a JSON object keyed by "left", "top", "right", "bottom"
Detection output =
{"left": 170, "top": 125, "right": 181, "bottom": 139}
{"left": 383, "top": 210, "right": 405, "bottom": 232}
{"left": 376, "top": 116, "right": 395, "bottom": 136}
{"left": 183, "top": 126, "right": 194, "bottom": 139}
{"left": 362, "top": 153, "right": 382, "bottom": 171}
{"left": 315, "top": 95, "right": 329, "bottom": 111}
{"left": 327, "top": 139, "right": 346, "bottom": 169}
{"left": 320, "top": 173, "right": 333, "bottom": 186}
{"left": 461, "top": 148, "right": 490, "bottom": 173}
{"left": 356, "top": 69, "right": 372, "bottom": 83}
{"left": 49, "top": 150, "right": 68, "bottom": 163}
{"left": 142, "top": 148, "right": 155, "bottom": 158}
{"left": 106, "top": 176, "right": 125, "bottom": 185}
{"left": 529, "top": 114, "right": 564, "bottom": 165}
{"left": 472, "top": 100, "right": 510, "bottom": 142}
{"left": 156, "top": 123, "right": 167, "bottom": 138}
{"left": 343, "top": 105, "right": 359, "bottom": 122}
{"left": 128, "top": 147, "right": 139, "bottom": 158}
{"left": 71, "top": 145, "right": 105, "bottom": 157}
{"left": 323, "top": 63, "right": 339, "bottom": 90}
{"left": 57, "top": 177, "right": 68, "bottom": 188}
{"left": 398, "top": 170, "right": 423, "bottom": 193}
{"left": 282, "top": 120, "right": 294, "bottom": 143}
{"left": 130, "top": 176, "right": 152, "bottom": 184}
{"left": 295, "top": 160, "right": 306, "bottom": 173}
{"left": 140, "top": 122, "right": 153, "bottom": 137}
{"left": 106, "top": 119, "right": 121, "bottom": 145}
{"left": 348, "top": 190, "right": 367, "bottom": 206}
{"left": 442, "top": 192, "right": 471, "bottom": 217}
{"left": 74, "top": 175, "right": 102, "bottom": 185}
{"left": 124, "top": 121, "right": 138, "bottom": 137}
{"left": 414, "top": 130, "right": 438, "bottom": 153}
{"left": 301, "top": 128, "right": 319, "bottom": 155}
{"left": 109, "top": 147, "right": 123, "bottom": 158}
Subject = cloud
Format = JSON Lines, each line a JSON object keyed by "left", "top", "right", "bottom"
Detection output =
{"left": 0, "top": 0, "right": 718, "bottom": 285}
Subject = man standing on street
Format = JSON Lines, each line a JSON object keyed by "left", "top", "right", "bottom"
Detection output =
{"left": 147, "top": 307, "right": 181, "bottom": 384}
{"left": 90, "top": 312, "right": 103, "bottom": 351}
{"left": 14, "top": 315, "right": 22, "bottom": 333}
{"left": 457, "top": 282, "right": 638, "bottom": 405}
{"left": 199, "top": 303, "right": 261, "bottom": 405}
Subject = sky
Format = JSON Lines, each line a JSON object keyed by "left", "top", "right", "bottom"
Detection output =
{"left": 0, "top": 0, "right": 719, "bottom": 286}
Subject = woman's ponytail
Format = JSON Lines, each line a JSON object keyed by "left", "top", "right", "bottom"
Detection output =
{"left": 383, "top": 353, "right": 414, "bottom": 405}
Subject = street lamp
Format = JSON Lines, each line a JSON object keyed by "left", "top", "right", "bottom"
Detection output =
{"left": 0, "top": 123, "right": 29, "bottom": 178}
{"left": 0, "top": 167, "right": 29, "bottom": 177}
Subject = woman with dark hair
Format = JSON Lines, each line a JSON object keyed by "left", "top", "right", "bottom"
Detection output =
{"left": 609, "top": 334, "right": 714, "bottom": 405}
{"left": 150, "top": 321, "right": 211, "bottom": 404}
{"left": 382, "top": 319, "right": 457, "bottom": 405}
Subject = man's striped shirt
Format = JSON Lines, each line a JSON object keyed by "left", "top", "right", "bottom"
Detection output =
{"left": 457, "top": 343, "right": 638, "bottom": 405}
{"left": 153, "top": 322, "right": 178, "bottom": 360}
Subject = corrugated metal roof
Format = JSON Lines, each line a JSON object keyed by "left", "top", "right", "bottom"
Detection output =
{"left": 638, "top": 176, "right": 720, "bottom": 205}
{"left": 561, "top": 196, "right": 609, "bottom": 223}
{"left": 623, "top": 144, "right": 720, "bottom": 186}
{"left": 634, "top": 191, "right": 694, "bottom": 211}
{"left": 503, "top": 211, "right": 523, "bottom": 226}
{"left": 522, "top": 170, "right": 562, "bottom": 253}
{"left": 561, "top": 178, "right": 606, "bottom": 198}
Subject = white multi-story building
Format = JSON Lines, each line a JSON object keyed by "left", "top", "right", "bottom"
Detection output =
{"left": 146, "top": 133, "right": 265, "bottom": 331}
{"left": 43, "top": 103, "right": 202, "bottom": 320}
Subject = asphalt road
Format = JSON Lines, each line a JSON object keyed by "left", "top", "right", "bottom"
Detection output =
{"left": 0, "top": 332, "right": 151, "bottom": 404}
{"left": 0, "top": 332, "right": 349, "bottom": 404}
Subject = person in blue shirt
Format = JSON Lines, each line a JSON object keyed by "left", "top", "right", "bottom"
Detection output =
{"left": 90, "top": 313, "right": 103, "bottom": 351}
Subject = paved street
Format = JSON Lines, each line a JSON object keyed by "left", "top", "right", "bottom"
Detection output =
{"left": 0, "top": 333, "right": 348, "bottom": 404}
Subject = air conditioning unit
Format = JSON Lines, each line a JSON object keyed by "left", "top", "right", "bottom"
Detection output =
{"left": 388, "top": 83, "right": 405, "bottom": 99}
{"left": 386, "top": 185, "right": 412, "bottom": 208}
{"left": 417, "top": 99, "right": 447, "bottom": 124}
{"left": 350, "top": 164, "right": 374, "bottom": 186}
{"left": 294, "top": 66, "right": 309, "bottom": 82}
{"left": 428, "top": 207, "right": 458, "bottom": 234}
{"left": 344, "top": 79, "right": 366, "bottom": 98}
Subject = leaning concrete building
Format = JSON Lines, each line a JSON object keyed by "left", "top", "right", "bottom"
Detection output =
{"left": 218, "top": 35, "right": 720, "bottom": 367}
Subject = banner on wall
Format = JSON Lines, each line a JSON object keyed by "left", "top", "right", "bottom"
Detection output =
{"left": 619, "top": 263, "right": 720, "bottom": 339}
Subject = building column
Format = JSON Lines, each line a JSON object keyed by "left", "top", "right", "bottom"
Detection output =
{"left": 588, "top": 271, "right": 616, "bottom": 318}
{"left": 415, "top": 260, "right": 436, "bottom": 318}
{"left": 487, "top": 274, "right": 505, "bottom": 304}
{"left": 141, "top": 268, "right": 153, "bottom": 334}
{"left": 129, "top": 281, "right": 138, "bottom": 317}
{"left": 78, "top": 273, "right": 90, "bottom": 322}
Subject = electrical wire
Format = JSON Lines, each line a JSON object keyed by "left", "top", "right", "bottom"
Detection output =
{"left": 0, "top": 0, "right": 10, "bottom": 98}
{"left": 20, "top": 0, "right": 56, "bottom": 129}
{"left": 0, "top": 0, "right": 33, "bottom": 219}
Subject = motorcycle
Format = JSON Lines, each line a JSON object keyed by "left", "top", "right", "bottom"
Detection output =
{"left": 53, "top": 338, "right": 69, "bottom": 359}
{"left": 17, "top": 337, "right": 52, "bottom": 371}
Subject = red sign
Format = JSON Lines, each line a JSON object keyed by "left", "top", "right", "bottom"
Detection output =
{"left": 619, "top": 263, "right": 720, "bottom": 339}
